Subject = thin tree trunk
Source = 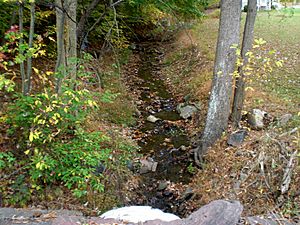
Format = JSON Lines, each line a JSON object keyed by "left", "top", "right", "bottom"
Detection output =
{"left": 18, "top": 1, "right": 26, "bottom": 95}
{"left": 65, "top": 0, "right": 77, "bottom": 89}
{"left": 232, "top": 0, "right": 257, "bottom": 127}
{"left": 77, "top": 0, "right": 101, "bottom": 47}
{"left": 25, "top": 1, "right": 35, "bottom": 95}
{"left": 55, "top": 0, "right": 66, "bottom": 94}
{"left": 196, "top": 0, "right": 241, "bottom": 161}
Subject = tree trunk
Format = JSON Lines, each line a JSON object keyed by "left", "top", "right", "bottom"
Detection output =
{"left": 232, "top": 0, "right": 257, "bottom": 128}
{"left": 77, "top": 0, "right": 102, "bottom": 48}
{"left": 25, "top": 1, "right": 35, "bottom": 95}
{"left": 55, "top": 0, "right": 66, "bottom": 94}
{"left": 196, "top": 0, "right": 241, "bottom": 160}
{"left": 18, "top": 1, "right": 26, "bottom": 95}
{"left": 65, "top": 0, "right": 77, "bottom": 89}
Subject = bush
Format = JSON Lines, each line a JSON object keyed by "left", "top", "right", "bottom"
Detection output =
{"left": 1, "top": 86, "right": 136, "bottom": 205}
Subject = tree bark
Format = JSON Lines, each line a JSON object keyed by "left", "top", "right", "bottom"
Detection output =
{"left": 18, "top": 1, "right": 26, "bottom": 95}
{"left": 25, "top": 1, "right": 35, "bottom": 95}
{"left": 196, "top": 0, "right": 241, "bottom": 160}
{"left": 231, "top": 0, "right": 257, "bottom": 128}
{"left": 55, "top": 0, "right": 66, "bottom": 94}
{"left": 65, "top": 0, "right": 77, "bottom": 89}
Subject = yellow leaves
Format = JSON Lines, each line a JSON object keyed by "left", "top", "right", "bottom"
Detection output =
{"left": 245, "top": 86, "right": 254, "bottom": 91}
{"left": 86, "top": 99, "right": 97, "bottom": 107}
{"left": 253, "top": 38, "right": 267, "bottom": 48}
{"left": 38, "top": 50, "right": 46, "bottom": 56}
{"left": 42, "top": 92, "right": 49, "bottom": 100}
{"left": 45, "top": 106, "right": 52, "bottom": 112}
{"left": 275, "top": 60, "right": 284, "bottom": 67}
{"left": 31, "top": 184, "right": 41, "bottom": 190}
{"left": 35, "top": 160, "right": 48, "bottom": 170}
{"left": 24, "top": 150, "right": 30, "bottom": 155}
{"left": 35, "top": 100, "right": 41, "bottom": 106}
{"left": 29, "top": 130, "right": 41, "bottom": 142}
{"left": 29, "top": 131, "right": 34, "bottom": 142}
{"left": 49, "top": 113, "right": 62, "bottom": 125}
{"left": 45, "top": 71, "right": 53, "bottom": 76}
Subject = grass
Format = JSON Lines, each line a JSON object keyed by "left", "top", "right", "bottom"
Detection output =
{"left": 188, "top": 8, "right": 300, "bottom": 118}
{"left": 162, "top": 7, "right": 300, "bottom": 219}
{"left": 254, "top": 9, "right": 300, "bottom": 107}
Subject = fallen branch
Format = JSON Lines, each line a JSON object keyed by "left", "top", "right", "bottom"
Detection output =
{"left": 278, "top": 127, "right": 298, "bottom": 138}
{"left": 281, "top": 150, "right": 298, "bottom": 194}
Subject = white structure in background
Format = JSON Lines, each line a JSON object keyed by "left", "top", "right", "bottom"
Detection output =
{"left": 100, "top": 206, "right": 181, "bottom": 223}
{"left": 241, "top": 0, "right": 282, "bottom": 10}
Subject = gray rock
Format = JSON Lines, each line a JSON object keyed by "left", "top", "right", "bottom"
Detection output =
{"left": 181, "top": 187, "right": 194, "bottom": 200}
{"left": 147, "top": 115, "right": 160, "bottom": 123}
{"left": 183, "top": 200, "right": 243, "bottom": 225}
{"left": 227, "top": 130, "right": 248, "bottom": 147}
{"left": 177, "top": 104, "right": 198, "bottom": 119}
{"left": 158, "top": 182, "right": 168, "bottom": 191}
{"left": 247, "top": 109, "right": 267, "bottom": 129}
{"left": 140, "top": 158, "right": 158, "bottom": 174}
{"left": 0, "top": 200, "right": 244, "bottom": 225}
{"left": 278, "top": 113, "right": 293, "bottom": 126}
{"left": 246, "top": 214, "right": 295, "bottom": 225}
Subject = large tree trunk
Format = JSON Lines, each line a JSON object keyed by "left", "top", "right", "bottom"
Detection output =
{"left": 196, "top": 0, "right": 241, "bottom": 161}
{"left": 232, "top": 0, "right": 257, "bottom": 128}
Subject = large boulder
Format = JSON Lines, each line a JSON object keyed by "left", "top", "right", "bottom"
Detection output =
{"left": 183, "top": 200, "right": 243, "bottom": 225}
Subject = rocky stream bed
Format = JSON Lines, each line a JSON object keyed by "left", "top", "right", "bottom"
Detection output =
{"left": 124, "top": 43, "right": 198, "bottom": 217}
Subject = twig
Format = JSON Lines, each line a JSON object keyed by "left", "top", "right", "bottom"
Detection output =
{"left": 281, "top": 150, "right": 298, "bottom": 194}
{"left": 259, "top": 151, "right": 271, "bottom": 191}
{"left": 278, "top": 127, "right": 298, "bottom": 138}
{"left": 0, "top": 165, "right": 27, "bottom": 180}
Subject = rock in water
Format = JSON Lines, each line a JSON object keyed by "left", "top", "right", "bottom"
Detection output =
{"left": 184, "top": 200, "right": 243, "bottom": 225}
{"left": 227, "top": 130, "right": 248, "bottom": 147}
{"left": 147, "top": 115, "right": 160, "bottom": 123}
{"left": 177, "top": 104, "right": 198, "bottom": 119}
{"left": 140, "top": 158, "right": 158, "bottom": 174}
{"left": 100, "top": 206, "right": 180, "bottom": 223}
{"left": 247, "top": 109, "right": 267, "bottom": 129}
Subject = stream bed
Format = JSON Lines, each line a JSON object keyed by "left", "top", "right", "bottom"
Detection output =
{"left": 127, "top": 44, "right": 195, "bottom": 217}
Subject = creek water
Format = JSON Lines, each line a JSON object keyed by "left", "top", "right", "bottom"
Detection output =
{"left": 128, "top": 45, "right": 194, "bottom": 216}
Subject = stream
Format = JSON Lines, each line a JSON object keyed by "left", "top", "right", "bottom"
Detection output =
{"left": 127, "top": 44, "right": 195, "bottom": 217}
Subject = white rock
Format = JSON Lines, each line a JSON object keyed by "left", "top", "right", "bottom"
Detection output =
{"left": 147, "top": 115, "right": 160, "bottom": 123}
{"left": 100, "top": 206, "right": 180, "bottom": 223}
{"left": 247, "top": 109, "right": 267, "bottom": 129}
